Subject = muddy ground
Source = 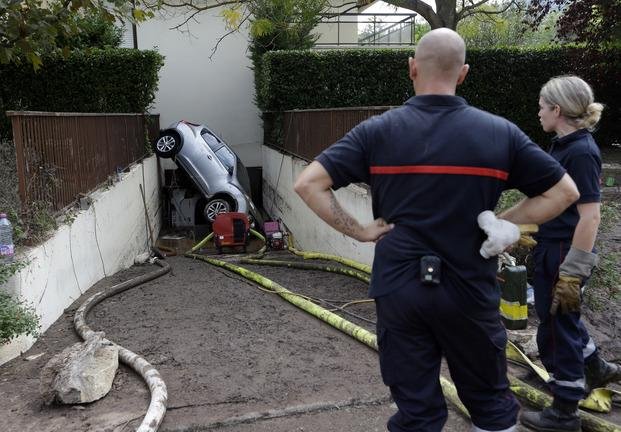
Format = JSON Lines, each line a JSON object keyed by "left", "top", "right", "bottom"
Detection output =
{"left": 0, "top": 216, "right": 620, "bottom": 432}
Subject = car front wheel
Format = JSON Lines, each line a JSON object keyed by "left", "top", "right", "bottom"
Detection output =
{"left": 203, "top": 198, "right": 232, "bottom": 222}
{"left": 153, "top": 131, "right": 182, "bottom": 158}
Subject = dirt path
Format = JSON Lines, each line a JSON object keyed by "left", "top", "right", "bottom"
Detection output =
{"left": 0, "top": 247, "right": 619, "bottom": 432}
{"left": 0, "top": 255, "right": 463, "bottom": 432}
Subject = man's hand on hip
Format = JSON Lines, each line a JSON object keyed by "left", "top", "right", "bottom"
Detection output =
{"left": 356, "top": 218, "right": 394, "bottom": 242}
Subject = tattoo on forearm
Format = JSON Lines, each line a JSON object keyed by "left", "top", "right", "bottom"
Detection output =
{"left": 329, "top": 192, "right": 359, "bottom": 237}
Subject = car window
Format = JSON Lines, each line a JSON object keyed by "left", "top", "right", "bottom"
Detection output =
{"left": 215, "top": 146, "right": 236, "bottom": 171}
{"left": 236, "top": 157, "right": 252, "bottom": 195}
{"left": 201, "top": 130, "right": 224, "bottom": 153}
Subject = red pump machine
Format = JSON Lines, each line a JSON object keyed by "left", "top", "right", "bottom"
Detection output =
{"left": 212, "top": 212, "right": 250, "bottom": 253}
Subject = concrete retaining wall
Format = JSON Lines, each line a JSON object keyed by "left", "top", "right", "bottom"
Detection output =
{"left": 262, "top": 145, "right": 375, "bottom": 266}
{"left": 0, "top": 156, "right": 161, "bottom": 365}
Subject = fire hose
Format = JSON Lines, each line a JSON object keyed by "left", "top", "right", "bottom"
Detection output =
{"left": 186, "top": 241, "right": 621, "bottom": 432}
{"left": 74, "top": 259, "right": 170, "bottom": 432}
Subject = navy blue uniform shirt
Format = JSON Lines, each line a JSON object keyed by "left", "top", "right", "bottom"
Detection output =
{"left": 316, "top": 95, "right": 566, "bottom": 309}
{"left": 538, "top": 128, "right": 601, "bottom": 241}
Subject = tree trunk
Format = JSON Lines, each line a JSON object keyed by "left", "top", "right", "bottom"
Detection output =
{"left": 384, "top": 0, "right": 445, "bottom": 28}
{"left": 382, "top": 0, "right": 461, "bottom": 30}
{"left": 435, "top": 0, "right": 458, "bottom": 29}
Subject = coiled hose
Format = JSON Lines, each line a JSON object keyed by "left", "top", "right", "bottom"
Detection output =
{"left": 74, "top": 259, "right": 170, "bottom": 432}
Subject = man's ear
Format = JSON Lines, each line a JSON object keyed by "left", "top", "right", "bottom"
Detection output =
{"left": 408, "top": 57, "right": 417, "bottom": 81}
{"left": 456, "top": 64, "right": 469, "bottom": 85}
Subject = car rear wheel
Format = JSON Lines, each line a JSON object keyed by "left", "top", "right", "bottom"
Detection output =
{"left": 153, "top": 131, "right": 182, "bottom": 158}
{"left": 203, "top": 198, "right": 232, "bottom": 222}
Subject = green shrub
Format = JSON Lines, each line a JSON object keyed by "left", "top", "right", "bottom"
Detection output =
{"left": 0, "top": 48, "right": 164, "bottom": 140}
{"left": 56, "top": 10, "right": 124, "bottom": 51}
{"left": 257, "top": 46, "right": 620, "bottom": 147}
{"left": 0, "top": 289, "right": 39, "bottom": 344}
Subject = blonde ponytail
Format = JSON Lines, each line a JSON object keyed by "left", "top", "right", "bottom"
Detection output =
{"left": 582, "top": 102, "right": 604, "bottom": 131}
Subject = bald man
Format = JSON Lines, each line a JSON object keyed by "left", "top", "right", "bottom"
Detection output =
{"left": 295, "top": 28, "right": 579, "bottom": 432}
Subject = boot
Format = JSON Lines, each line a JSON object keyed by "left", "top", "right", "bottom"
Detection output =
{"left": 585, "top": 355, "right": 621, "bottom": 393}
{"left": 520, "top": 398, "right": 581, "bottom": 432}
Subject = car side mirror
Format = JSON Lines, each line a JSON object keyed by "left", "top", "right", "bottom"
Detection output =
{"left": 227, "top": 166, "right": 234, "bottom": 176}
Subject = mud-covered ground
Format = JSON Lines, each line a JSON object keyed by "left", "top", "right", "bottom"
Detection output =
{"left": 0, "top": 218, "right": 620, "bottom": 432}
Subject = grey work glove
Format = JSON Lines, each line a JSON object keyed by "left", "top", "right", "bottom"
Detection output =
{"left": 550, "top": 247, "right": 598, "bottom": 315}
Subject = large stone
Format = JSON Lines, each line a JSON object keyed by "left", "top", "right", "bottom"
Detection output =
{"left": 40, "top": 332, "right": 119, "bottom": 404}
{"left": 507, "top": 328, "right": 539, "bottom": 359}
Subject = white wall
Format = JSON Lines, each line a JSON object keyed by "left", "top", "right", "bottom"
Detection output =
{"left": 262, "top": 145, "right": 375, "bottom": 265}
{"left": 0, "top": 156, "right": 161, "bottom": 365}
{"left": 137, "top": 10, "right": 263, "bottom": 167}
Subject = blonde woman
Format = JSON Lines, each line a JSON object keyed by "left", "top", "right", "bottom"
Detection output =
{"left": 521, "top": 76, "right": 621, "bottom": 432}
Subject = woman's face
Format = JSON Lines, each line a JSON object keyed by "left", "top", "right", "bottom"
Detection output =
{"left": 538, "top": 97, "right": 560, "bottom": 133}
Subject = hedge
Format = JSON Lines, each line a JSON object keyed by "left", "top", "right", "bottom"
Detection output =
{"left": 0, "top": 48, "right": 164, "bottom": 140}
{"left": 257, "top": 46, "right": 620, "bottom": 147}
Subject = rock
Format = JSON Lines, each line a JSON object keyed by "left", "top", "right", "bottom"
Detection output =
{"left": 507, "top": 328, "right": 539, "bottom": 359}
{"left": 40, "top": 332, "right": 119, "bottom": 405}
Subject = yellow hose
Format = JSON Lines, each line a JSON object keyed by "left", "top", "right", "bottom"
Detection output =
{"left": 508, "top": 375, "right": 621, "bottom": 432}
{"left": 186, "top": 252, "right": 469, "bottom": 418}
{"left": 506, "top": 341, "right": 617, "bottom": 413}
{"left": 279, "top": 248, "right": 618, "bottom": 416}
{"left": 185, "top": 243, "right": 621, "bottom": 432}
{"left": 287, "top": 247, "right": 372, "bottom": 274}
{"left": 189, "top": 232, "right": 214, "bottom": 253}
{"left": 240, "top": 258, "right": 371, "bottom": 284}
{"left": 186, "top": 253, "right": 377, "bottom": 350}
{"left": 188, "top": 228, "right": 265, "bottom": 255}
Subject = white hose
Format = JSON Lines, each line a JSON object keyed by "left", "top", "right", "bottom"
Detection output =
{"left": 73, "top": 259, "right": 170, "bottom": 432}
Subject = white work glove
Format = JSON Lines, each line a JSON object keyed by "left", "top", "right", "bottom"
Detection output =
{"left": 477, "top": 210, "right": 520, "bottom": 259}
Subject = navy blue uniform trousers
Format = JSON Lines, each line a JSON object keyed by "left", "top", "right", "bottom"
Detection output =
{"left": 375, "top": 279, "right": 519, "bottom": 432}
{"left": 532, "top": 240, "right": 596, "bottom": 402}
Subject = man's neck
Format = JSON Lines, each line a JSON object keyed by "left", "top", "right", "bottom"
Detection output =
{"left": 413, "top": 83, "right": 457, "bottom": 96}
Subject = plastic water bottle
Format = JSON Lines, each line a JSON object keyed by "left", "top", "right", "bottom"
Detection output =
{"left": 0, "top": 213, "right": 15, "bottom": 264}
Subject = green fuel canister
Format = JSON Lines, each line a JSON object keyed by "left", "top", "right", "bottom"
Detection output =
{"left": 498, "top": 265, "right": 528, "bottom": 330}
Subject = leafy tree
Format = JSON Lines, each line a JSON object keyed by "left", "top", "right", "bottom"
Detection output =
{"left": 526, "top": 0, "right": 621, "bottom": 46}
{"left": 248, "top": 0, "right": 328, "bottom": 108}
{"left": 249, "top": 0, "right": 328, "bottom": 56}
{"left": 159, "top": 0, "right": 524, "bottom": 40}
{"left": 457, "top": 2, "right": 557, "bottom": 48}
{"left": 56, "top": 10, "right": 124, "bottom": 50}
{"left": 356, "top": 0, "right": 525, "bottom": 30}
{"left": 0, "top": 0, "right": 150, "bottom": 69}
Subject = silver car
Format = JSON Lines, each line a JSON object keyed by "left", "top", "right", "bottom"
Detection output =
{"left": 153, "top": 120, "right": 261, "bottom": 224}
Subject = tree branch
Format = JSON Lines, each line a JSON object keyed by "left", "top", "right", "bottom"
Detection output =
{"left": 458, "top": 0, "right": 520, "bottom": 20}
{"left": 383, "top": 0, "right": 443, "bottom": 28}
{"left": 209, "top": 13, "right": 250, "bottom": 59}
{"left": 159, "top": 0, "right": 246, "bottom": 10}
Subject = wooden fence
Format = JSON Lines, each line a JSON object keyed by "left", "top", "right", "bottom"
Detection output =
{"left": 7, "top": 112, "right": 159, "bottom": 213}
{"left": 278, "top": 107, "right": 392, "bottom": 160}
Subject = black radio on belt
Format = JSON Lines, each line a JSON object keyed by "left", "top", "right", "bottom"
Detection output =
{"left": 421, "top": 255, "right": 441, "bottom": 285}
